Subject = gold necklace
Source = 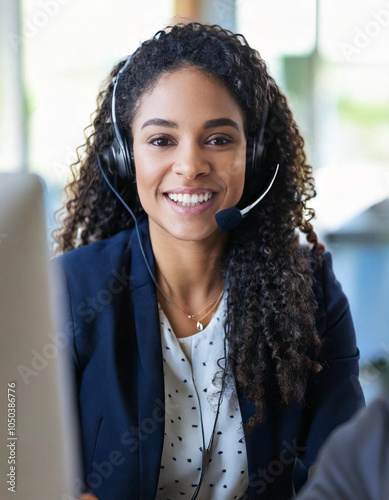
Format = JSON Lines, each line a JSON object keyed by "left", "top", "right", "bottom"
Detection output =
{"left": 192, "top": 290, "right": 224, "bottom": 330}
{"left": 156, "top": 283, "right": 224, "bottom": 331}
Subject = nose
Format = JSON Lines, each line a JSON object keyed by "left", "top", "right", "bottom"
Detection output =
{"left": 171, "top": 141, "right": 211, "bottom": 179}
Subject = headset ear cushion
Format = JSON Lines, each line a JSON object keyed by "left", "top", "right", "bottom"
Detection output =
{"left": 255, "top": 140, "right": 265, "bottom": 173}
{"left": 123, "top": 135, "right": 135, "bottom": 179}
{"left": 99, "top": 137, "right": 134, "bottom": 183}
{"left": 111, "top": 138, "right": 127, "bottom": 179}
{"left": 100, "top": 145, "right": 116, "bottom": 176}
{"left": 247, "top": 134, "right": 267, "bottom": 178}
{"left": 243, "top": 133, "right": 270, "bottom": 205}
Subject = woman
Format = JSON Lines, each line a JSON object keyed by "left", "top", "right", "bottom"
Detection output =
{"left": 52, "top": 22, "right": 364, "bottom": 500}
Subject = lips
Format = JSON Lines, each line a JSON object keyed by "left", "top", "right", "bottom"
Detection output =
{"left": 163, "top": 188, "right": 217, "bottom": 214}
{"left": 167, "top": 192, "right": 214, "bottom": 206}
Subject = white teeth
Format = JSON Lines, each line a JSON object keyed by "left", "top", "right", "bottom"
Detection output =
{"left": 167, "top": 192, "right": 213, "bottom": 207}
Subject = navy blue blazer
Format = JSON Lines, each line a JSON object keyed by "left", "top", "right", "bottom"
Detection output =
{"left": 52, "top": 216, "right": 365, "bottom": 500}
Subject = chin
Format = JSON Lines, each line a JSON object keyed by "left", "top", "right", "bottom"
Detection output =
{"left": 154, "top": 218, "right": 221, "bottom": 243}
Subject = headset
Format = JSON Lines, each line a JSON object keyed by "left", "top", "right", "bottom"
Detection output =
{"left": 99, "top": 56, "right": 134, "bottom": 181}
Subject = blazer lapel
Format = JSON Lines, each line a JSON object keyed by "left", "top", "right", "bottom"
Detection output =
{"left": 128, "top": 217, "right": 165, "bottom": 499}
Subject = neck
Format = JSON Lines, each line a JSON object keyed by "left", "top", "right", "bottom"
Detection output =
{"left": 149, "top": 221, "right": 228, "bottom": 310}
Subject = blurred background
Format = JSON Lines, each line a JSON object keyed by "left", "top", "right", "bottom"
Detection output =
{"left": 0, "top": 0, "right": 388, "bottom": 400}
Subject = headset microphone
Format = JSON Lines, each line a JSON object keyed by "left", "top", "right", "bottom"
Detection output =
{"left": 215, "top": 163, "right": 279, "bottom": 231}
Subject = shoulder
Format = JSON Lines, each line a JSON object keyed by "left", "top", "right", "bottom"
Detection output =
{"left": 310, "top": 250, "right": 339, "bottom": 302}
{"left": 50, "top": 224, "right": 138, "bottom": 307}
{"left": 55, "top": 226, "right": 136, "bottom": 273}
{"left": 312, "top": 251, "right": 342, "bottom": 304}
{"left": 50, "top": 226, "right": 139, "bottom": 364}
{"left": 306, "top": 250, "right": 360, "bottom": 366}
{"left": 51, "top": 222, "right": 143, "bottom": 297}
{"left": 303, "top": 249, "right": 359, "bottom": 361}
{"left": 308, "top": 250, "right": 352, "bottom": 337}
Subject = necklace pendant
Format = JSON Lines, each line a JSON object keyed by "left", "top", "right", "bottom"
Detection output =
{"left": 197, "top": 321, "right": 204, "bottom": 331}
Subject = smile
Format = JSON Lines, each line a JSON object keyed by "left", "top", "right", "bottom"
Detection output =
{"left": 166, "top": 192, "right": 215, "bottom": 207}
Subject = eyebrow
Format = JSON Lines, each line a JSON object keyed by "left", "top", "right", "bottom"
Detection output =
{"left": 141, "top": 117, "right": 240, "bottom": 131}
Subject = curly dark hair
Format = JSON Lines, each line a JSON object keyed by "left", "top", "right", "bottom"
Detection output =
{"left": 53, "top": 22, "right": 325, "bottom": 433}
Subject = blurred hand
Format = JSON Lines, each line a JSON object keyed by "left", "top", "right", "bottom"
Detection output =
{"left": 79, "top": 495, "right": 98, "bottom": 500}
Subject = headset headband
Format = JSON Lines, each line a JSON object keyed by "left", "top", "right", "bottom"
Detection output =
{"left": 111, "top": 55, "right": 133, "bottom": 160}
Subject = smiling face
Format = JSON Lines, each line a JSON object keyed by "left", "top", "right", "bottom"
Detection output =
{"left": 131, "top": 66, "right": 247, "bottom": 244}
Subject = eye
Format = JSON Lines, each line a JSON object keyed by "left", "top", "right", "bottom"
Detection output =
{"left": 207, "top": 136, "right": 233, "bottom": 146}
{"left": 149, "top": 136, "right": 174, "bottom": 147}
{"left": 147, "top": 135, "right": 233, "bottom": 147}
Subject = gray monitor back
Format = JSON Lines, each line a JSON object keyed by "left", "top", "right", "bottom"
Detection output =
{"left": 0, "top": 173, "right": 80, "bottom": 499}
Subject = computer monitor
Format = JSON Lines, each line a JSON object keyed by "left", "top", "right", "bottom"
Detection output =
{"left": 0, "top": 172, "right": 81, "bottom": 499}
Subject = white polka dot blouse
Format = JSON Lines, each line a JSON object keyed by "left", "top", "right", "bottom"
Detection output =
{"left": 155, "top": 292, "right": 249, "bottom": 499}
